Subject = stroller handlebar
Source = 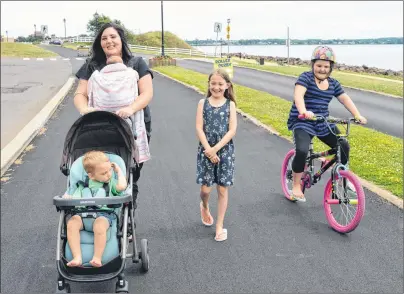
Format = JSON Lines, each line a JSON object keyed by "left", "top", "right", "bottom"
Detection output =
{"left": 53, "top": 194, "right": 132, "bottom": 208}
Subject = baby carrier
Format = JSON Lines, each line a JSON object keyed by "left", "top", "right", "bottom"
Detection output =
{"left": 54, "top": 111, "right": 149, "bottom": 293}
{"left": 87, "top": 61, "right": 151, "bottom": 164}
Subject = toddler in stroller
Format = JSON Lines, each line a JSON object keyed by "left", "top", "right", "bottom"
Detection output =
{"left": 63, "top": 150, "right": 127, "bottom": 268}
{"left": 54, "top": 111, "right": 149, "bottom": 293}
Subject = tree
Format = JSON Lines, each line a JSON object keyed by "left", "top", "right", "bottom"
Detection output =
{"left": 112, "top": 19, "right": 123, "bottom": 27}
{"left": 112, "top": 19, "right": 133, "bottom": 38}
{"left": 16, "top": 36, "right": 27, "bottom": 42}
{"left": 87, "top": 12, "right": 112, "bottom": 36}
{"left": 86, "top": 12, "right": 131, "bottom": 38}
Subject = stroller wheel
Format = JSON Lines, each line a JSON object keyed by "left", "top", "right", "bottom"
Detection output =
{"left": 140, "top": 239, "right": 149, "bottom": 272}
{"left": 115, "top": 281, "right": 129, "bottom": 293}
{"left": 56, "top": 283, "right": 70, "bottom": 293}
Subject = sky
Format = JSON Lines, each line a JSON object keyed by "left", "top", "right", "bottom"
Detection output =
{"left": 1, "top": 1, "right": 403, "bottom": 40}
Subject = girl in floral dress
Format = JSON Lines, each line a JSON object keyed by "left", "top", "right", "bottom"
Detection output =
{"left": 195, "top": 68, "right": 237, "bottom": 242}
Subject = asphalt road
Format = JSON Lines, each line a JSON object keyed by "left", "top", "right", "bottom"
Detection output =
{"left": 176, "top": 59, "right": 404, "bottom": 138}
{"left": 39, "top": 44, "right": 88, "bottom": 75}
{"left": 0, "top": 57, "right": 71, "bottom": 149}
{"left": 1, "top": 72, "right": 402, "bottom": 293}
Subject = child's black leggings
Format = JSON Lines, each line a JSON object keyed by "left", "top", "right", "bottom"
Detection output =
{"left": 292, "top": 128, "right": 350, "bottom": 173}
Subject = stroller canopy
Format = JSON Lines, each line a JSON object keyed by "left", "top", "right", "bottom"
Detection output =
{"left": 60, "top": 111, "right": 137, "bottom": 176}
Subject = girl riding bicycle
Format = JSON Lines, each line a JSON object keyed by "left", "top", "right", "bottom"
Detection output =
{"left": 287, "top": 46, "right": 367, "bottom": 202}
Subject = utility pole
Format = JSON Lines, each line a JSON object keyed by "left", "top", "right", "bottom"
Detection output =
{"left": 6, "top": 30, "right": 8, "bottom": 42}
{"left": 220, "top": 38, "right": 223, "bottom": 57}
{"left": 161, "top": 0, "right": 165, "bottom": 56}
{"left": 287, "top": 26, "right": 290, "bottom": 65}
{"left": 227, "top": 19, "right": 231, "bottom": 56}
{"left": 215, "top": 28, "right": 219, "bottom": 57}
{"left": 63, "top": 18, "right": 66, "bottom": 39}
{"left": 34, "top": 24, "right": 36, "bottom": 37}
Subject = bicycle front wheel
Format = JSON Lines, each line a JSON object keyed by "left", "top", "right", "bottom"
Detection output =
{"left": 323, "top": 170, "right": 365, "bottom": 233}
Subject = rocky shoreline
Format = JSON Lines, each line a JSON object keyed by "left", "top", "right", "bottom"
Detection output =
{"left": 228, "top": 53, "right": 403, "bottom": 77}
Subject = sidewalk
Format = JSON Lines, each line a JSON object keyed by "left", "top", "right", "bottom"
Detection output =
{"left": 1, "top": 57, "right": 72, "bottom": 149}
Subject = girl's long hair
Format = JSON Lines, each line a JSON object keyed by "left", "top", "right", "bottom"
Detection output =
{"left": 87, "top": 22, "right": 133, "bottom": 73}
{"left": 206, "top": 69, "right": 236, "bottom": 105}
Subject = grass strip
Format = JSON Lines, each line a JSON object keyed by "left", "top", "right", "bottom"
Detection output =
{"left": 1, "top": 43, "right": 58, "bottom": 57}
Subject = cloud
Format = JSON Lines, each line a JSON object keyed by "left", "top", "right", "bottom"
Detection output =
{"left": 1, "top": 1, "right": 402, "bottom": 39}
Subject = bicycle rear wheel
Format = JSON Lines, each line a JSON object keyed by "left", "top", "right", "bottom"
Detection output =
{"left": 323, "top": 170, "right": 365, "bottom": 233}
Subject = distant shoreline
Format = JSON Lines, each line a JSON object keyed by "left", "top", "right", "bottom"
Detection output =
{"left": 195, "top": 43, "right": 404, "bottom": 46}
{"left": 193, "top": 43, "right": 403, "bottom": 72}
{"left": 226, "top": 52, "right": 403, "bottom": 77}
{"left": 188, "top": 37, "right": 403, "bottom": 46}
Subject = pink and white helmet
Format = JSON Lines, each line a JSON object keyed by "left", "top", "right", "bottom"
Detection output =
{"left": 311, "top": 46, "right": 336, "bottom": 63}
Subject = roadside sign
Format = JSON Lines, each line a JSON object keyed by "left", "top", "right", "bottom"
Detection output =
{"left": 213, "top": 58, "right": 233, "bottom": 79}
{"left": 214, "top": 22, "right": 222, "bottom": 33}
{"left": 41, "top": 25, "right": 48, "bottom": 35}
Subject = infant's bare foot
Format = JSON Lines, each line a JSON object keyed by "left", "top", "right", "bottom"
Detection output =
{"left": 89, "top": 257, "right": 102, "bottom": 267}
{"left": 67, "top": 257, "right": 82, "bottom": 267}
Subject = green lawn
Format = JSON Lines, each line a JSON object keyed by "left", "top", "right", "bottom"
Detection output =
{"left": 1, "top": 43, "right": 58, "bottom": 57}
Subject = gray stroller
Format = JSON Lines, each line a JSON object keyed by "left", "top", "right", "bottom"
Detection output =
{"left": 53, "top": 111, "right": 149, "bottom": 293}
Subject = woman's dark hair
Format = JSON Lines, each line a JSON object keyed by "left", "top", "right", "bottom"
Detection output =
{"left": 87, "top": 22, "right": 133, "bottom": 72}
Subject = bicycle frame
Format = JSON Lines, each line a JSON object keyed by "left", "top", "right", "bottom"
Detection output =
{"left": 300, "top": 115, "right": 355, "bottom": 196}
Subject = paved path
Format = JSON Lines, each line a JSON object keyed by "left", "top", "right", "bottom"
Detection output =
{"left": 0, "top": 57, "right": 71, "bottom": 149}
{"left": 1, "top": 73, "right": 402, "bottom": 293}
{"left": 176, "top": 58, "right": 403, "bottom": 138}
{"left": 39, "top": 45, "right": 87, "bottom": 75}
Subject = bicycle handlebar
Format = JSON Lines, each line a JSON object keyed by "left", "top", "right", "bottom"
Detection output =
{"left": 297, "top": 114, "right": 360, "bottom": 136}
{"left": 297, "top": 114, "right": 359, "bottom": 124}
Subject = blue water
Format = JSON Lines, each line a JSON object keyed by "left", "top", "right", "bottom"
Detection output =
{"left": 196, "top": 44, "right": 403, "bottom": 71}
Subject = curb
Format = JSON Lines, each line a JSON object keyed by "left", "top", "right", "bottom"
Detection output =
{"left": 1, "top": 76, "right": 76, "bottom": 176}
{"left": 182, "top": 58, "right": 403, "bottom": 99}
{"left": 153, "top": 69, "right": 403, "bottom": 210}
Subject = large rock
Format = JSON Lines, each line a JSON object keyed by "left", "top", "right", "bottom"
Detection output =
{"left": 228, "top": 52, "right": 403, "bottom": 77}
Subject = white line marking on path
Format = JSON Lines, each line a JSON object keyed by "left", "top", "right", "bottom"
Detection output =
{"left": 50, "top": 58, "right": 57, "bottom": 61}
{"left": 75, "top": 57, "right": 84, "bottom": 60}
{"left": 63, "top": 58, "right": 70, "bottom": 61}
{"left": 23, "top": 58, "right": 30, "bottom": 60}
{"left": 37, "top": 58, "right": 44, "bottom": 61}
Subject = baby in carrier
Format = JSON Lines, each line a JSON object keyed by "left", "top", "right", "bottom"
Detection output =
{"left": 87, "top": 55, "right": 150, "bottom": 163}
{"left": 63, "top": 151, "right": 127, "bottom": 267}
